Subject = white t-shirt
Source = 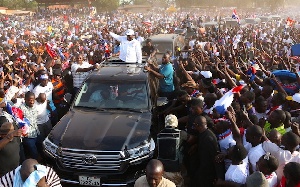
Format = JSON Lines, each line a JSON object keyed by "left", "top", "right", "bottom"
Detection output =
{"left": 21, "top": 84, "right": 34, "bottom": 93}
{"left": 243, "top": 131, "right": 252, "bottom": 152}
{"left": 35, "top": 101, "right": 49, "bottom": 124}
{"left": 248, "top": 144, "right": 265, "bottom": 172}
{"left": 109, "top": 32, "right": 142, "bottom": 63}
{"left": 218, "top": 132, "right": 236, "bottom": 170}
{"left": 265, "top": 172, "right": 278, "bottom": 187}
{"left": 33, "top": 82, "right": 53, "bottom": 102}
{"left": 4, "top": 85, "right": 19, "bottom": 101}
{"left": 225, "top": 157, "right": 249, "bottom": 184}
{"left": 262, "top": 141, "right": 300, "bottom": 180}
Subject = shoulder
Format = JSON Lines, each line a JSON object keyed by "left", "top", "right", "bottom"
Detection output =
{"left": 134, "top": 175, "right": 148, "bottom": 187}
{"left": 0, "top": 168, "right": 16, "bottom": 187}
{"left": 161, "top": 177, "right": 176, "bottom": 187}
{"left": 46, "top": 167, "right": 62, "bottom": 187}
{"left": 71, "top": 63, "right": 78, "bottom": 71}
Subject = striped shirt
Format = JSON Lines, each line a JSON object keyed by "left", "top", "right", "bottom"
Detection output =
{"left": 71, "top": 61, "right": 93, "bottom": 88}
{"left": 0, "top": 166, "right": 62, "bottom": 187}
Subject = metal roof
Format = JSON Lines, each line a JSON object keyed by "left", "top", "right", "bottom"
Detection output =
{"left": 36, "top": 0, "right": 92, "bottom": 5}
{"left": 149, "top": 34, "right": 180, "bottom": 42}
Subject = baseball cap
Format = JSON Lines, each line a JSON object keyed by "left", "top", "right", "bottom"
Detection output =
{"left": 246, "top": 172, "right": 268, "bottom": 187}
{"left": 125, "top": 29, "right": 135, "bottom": 36}
{"left": 200, "top": 71, "right": 212, "bottom": 79}
{"left": 286, "top": 93, "right": 300, "bottom": 104}
{"left": 39, "top": 74, "right": 49, "bottom": 80}
{"left": 165, "top": 114, "right": 178, "bottom": 128}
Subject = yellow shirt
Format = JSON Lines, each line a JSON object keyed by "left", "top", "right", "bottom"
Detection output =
{"left": 264, "top": 121, "right": 286, "bottom": 135}
{"left": 134, "top": 175, "right": 176, "bottom": 187}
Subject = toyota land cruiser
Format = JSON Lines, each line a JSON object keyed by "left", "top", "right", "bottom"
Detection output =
{"left": 43, "top": 61, "right": 157, "bottom": 186}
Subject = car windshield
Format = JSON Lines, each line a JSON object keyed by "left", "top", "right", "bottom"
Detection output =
{"left": 74, "top": 81, "right": 149, "bottom": 110}
{"left": 152, "top": 42, "right": 172, "bottom": 54}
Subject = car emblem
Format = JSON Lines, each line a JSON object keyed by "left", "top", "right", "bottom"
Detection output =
{"left": 82, "top": 154, "right": 97, "bottom": 165}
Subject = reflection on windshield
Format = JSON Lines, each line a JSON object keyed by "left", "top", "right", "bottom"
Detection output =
{"left": 153, "top": 42, "right": 172, "bottom": 54}
{"left": 74, "top": 81, "right": 148, "bottom": 110}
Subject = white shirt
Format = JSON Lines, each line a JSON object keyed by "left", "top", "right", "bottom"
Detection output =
{"left": 110, "top": 32, "right": 142, "bottom": 63}
{"left": 21, "top": 84, "right": 34, "bottom": 93}
{"left": 4, "top": 85, "right": 19, "bottom": 101}
{"left": 35, "top": 101, "right": 49, "bottom": 124}
{"left": 243, "top": 131, "right": 252, "bottom": 152}
{"left": 265, "top": 172, "right": 278, "bottom": 187}
{"left": 262, "top": 141, "right": 300, "bottom": 180}
{"left": 189, "top": 39, "right": 196, "bottom": 49}
{"left": 225, "top": 157, "right": 249, "bottom": 184}
{"left": 33, "top": 82, "right": 54, "bottom": 102}
{"left": 248, "top": 144, "right": 265, "bottom": 172}
{"left": 71, "top": 62, "right": 93, "bottom": 88}
{"left": 218, "top": 133, "right": 236, "bottom": 170}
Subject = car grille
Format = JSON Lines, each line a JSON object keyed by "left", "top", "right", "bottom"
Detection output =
{"left": 58, "top": 148, "right": 125, "bottom": 171}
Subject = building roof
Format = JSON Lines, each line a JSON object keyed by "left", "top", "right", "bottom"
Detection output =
{"left": 36, "top": 0, "right": 93, "bottom": 5}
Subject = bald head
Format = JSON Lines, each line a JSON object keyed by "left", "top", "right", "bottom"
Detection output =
{"left": 37, "top": 93, "right": 46, "bottom": 103}
{"left": 146, "top": 159, "right": 164, "bottom": 174}
{"left": 268, "top": 129, "right": 282, "bottom": 146}
{"left": 0, "top": 122, "right": 14, "bottom": 134}
{"left": 20, "top": 159, "right": 39, "bottom": 182}
{"left": 146, "top": 159, "right": 164, "bottom": 187}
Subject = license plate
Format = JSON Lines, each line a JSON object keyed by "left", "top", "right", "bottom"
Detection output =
{"left": 79, "top": 176, "right": 101, "bottom": 186}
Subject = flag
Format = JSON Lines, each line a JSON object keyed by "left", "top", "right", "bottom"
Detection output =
{"left": 5, "top": 102, "right": 30, "bottom": 135}
{"left": 142, "top": 21, "right": 152, "bottom": 27}
{"left": 57, "top": 48, "right": 66, "bottom": 61}
{"left": 232, "top": 9, "right": 240, "bottom": 24}
{"left": 247, "top": 66, "right": 257, "bottom": 82}
{"left": 213, "top": 85, "right": 245, "bottom": 115}
{"left": 286, "top": 17, "right": 295, "bottom": 27}
{"left": 45, "top": 43, "right": 58, "bottom": 58}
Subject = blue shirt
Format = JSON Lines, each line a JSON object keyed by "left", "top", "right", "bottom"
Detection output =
{"left": 159, "top": 63, "right": 174, "bottom": 93}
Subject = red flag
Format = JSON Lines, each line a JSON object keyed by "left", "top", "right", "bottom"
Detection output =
{"left": 286, "top": 17, "right": 295, "bottom": 27}
{"left": 142, "top": 21, "right": 152, "bottom": 27}
{"left": 45, "top": 43, "right": 58, "bottom": 58}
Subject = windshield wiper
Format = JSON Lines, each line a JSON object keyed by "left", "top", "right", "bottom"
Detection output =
{"left": 98, "top": 107, "right": 144, "bottom": 113}
{"left": 74, "top": 106, "right": 107, "bottom": 111}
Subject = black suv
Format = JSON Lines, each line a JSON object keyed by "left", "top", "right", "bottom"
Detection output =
{"left": 43, "top": 61, "right": 157, "bottom": 186}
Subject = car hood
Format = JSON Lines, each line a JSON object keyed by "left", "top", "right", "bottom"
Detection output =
{"left": 51, "top": 109, "right": 152, "bottom": 151}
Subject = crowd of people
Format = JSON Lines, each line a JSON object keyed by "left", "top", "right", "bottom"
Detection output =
{"left": 0, "top": 4, "right": 299, "bottom": 187}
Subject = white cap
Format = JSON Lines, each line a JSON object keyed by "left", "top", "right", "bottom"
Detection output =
{"left": 200, "top": 71, "right": 212, "bottom": 79}
{"left": 125, "top": 29, "right": 135, "bottom": 36}
{"left": 165, "top": 114, "right": 178, "bottom": 128}
{"left": 292, "top": 93, "right": 300, "bottom": 104}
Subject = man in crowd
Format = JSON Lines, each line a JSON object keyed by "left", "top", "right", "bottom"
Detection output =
{"left": 0, "top": 122, "right": 22, "bottom": 176}
{"left": 144, "top": 53, "right": 175, "bottom": 99}
{"left": 134, "top": 159, "right": 176, "bottom": 187}
{"left": 0, "top": 5, "right": 299, "bottom": 187}
{"left": 108, "top": 28, "right": 142, "bottom": 64}
{"left": 0, "top": 159, "right": 62, "bottom": 187}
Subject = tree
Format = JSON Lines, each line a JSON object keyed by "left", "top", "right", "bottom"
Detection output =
{"left": 0, "top": 0, "right": 37, "bottom": 10}
{"left": 92, "top": 0, "right": 119, "bottom": 11}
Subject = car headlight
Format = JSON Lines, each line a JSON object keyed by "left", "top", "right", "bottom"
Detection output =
{"left": 43, "top": 137, "right": 58, "bottom": 157}
{"left": 125, "top": 138, "right": 155, "bottom": 159}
